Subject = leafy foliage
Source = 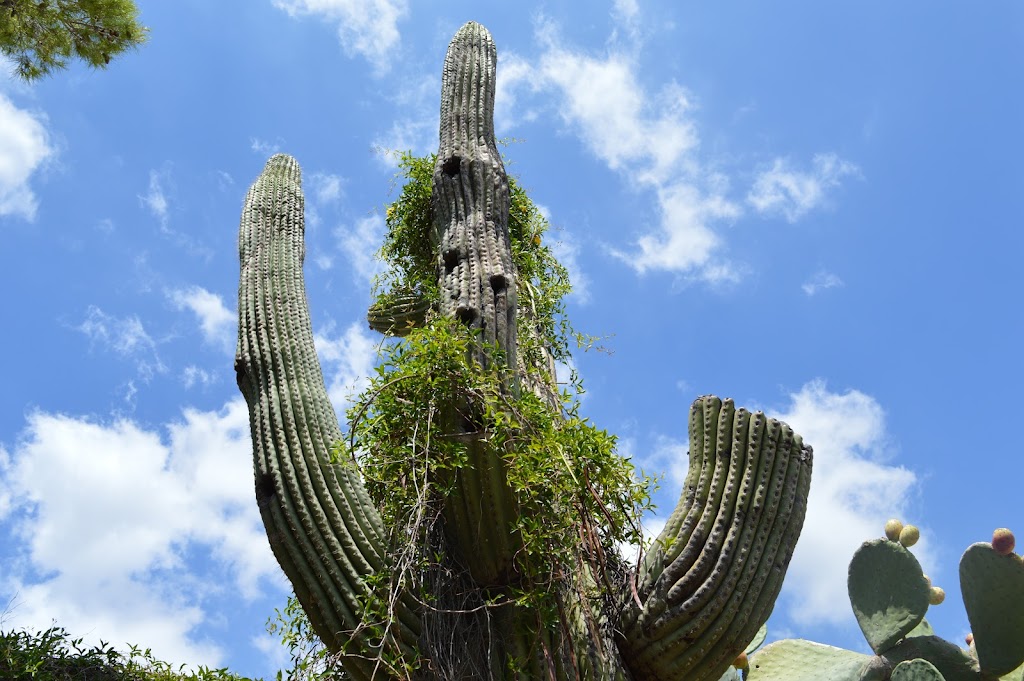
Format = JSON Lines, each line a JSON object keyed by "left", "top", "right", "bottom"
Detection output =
{"left": 0, "top": 624, "right": 254, "bottom": 681}
{"left": 0, "top": 0, "right": 147, "bottom": 81}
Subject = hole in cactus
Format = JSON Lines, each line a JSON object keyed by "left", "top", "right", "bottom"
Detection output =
{"left": 443, "top": 249, "right": 460, "bottom": 274}
{"left": 255, "top": 472, "right": 275, "bottom": 504}
{"left": 455, "top": 306, "right": 478, "bottom": 326}
{"left": 489, "top": 274, "right": 507, "bottom": 294}
{"left": 441, "top": 155, "right": 461, "bottom": 177}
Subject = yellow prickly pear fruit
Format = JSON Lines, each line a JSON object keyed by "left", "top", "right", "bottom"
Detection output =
{"left": 885, "top": 518, "right": 903, "bottom": 541}
{"left": 992, "top": 527, "right": 1015, "bottom": 555}
{"left": 732, "top": 651, "right": 749, "bottom": 671}
{"left": 899, "top": 524, "right": 920, "bottom": 548}
{"left": 928, "top": 586, "right": 945, "bottom": 605}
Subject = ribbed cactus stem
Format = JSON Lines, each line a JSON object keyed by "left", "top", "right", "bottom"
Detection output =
{"left": 235, "top": 155, "right": 420, "bottom": 678}
{"left": 618, "top": 396, "right": 813, "bottom": 681}
{"left": 433, "top": 21, "right": 516, "bottom": 370}
{"left": 431, "top": 21, "right": 522, "bottom": 587}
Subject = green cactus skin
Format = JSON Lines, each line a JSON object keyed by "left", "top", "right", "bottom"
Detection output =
{"left": 891, "top": 658, "right": 946, "bottom": 681}
{"left": 235, "top": 154, "right": 421, "bottom": 679}
{"left": 848, "top": 538, "right": 931, "bottom": 653}
{"left": 236, "top": 21, "right": 819, "bottom": 681}
{"left": 747, "top": 639, "right": 872, "bottom": 680}
{"left": 428, "top": 21, "right": 523, "bottom": 588}
{"left": 959, "top": 542, "right": 1024, "bottom": 677}
{"left": 366, "top": 291, "right": 430, "bottom": 337}
{"left": 619, "top": 397, "right": 814, "bottom": 681}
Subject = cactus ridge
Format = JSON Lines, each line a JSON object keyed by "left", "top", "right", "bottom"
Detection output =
{"left": 236, "top": 155, "right": 420, "bottom": 677}
{"left": 618, "top": 396, "right": 813, "bottom": 681}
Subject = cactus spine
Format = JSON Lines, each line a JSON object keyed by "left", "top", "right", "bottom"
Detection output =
{"left": 235, "top": 21, "right": 815, "bottom": 679}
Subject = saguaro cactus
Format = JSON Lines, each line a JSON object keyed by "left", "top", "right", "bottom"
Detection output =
{"left": 235, "top": 21, "right": 814, "bottom": 680}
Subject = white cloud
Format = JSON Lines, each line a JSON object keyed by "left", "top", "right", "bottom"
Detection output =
{"left": 182, "top": 366, "right": 215, "bottom": 389}
{"left": 618, "top": 181, "right": 740, "bottom": 277}
{"left": 335, "top": 214, "right": 386, "bottom": 283}
{"left": 272, "top": 0, "right": 409, "bottom": 74}
{"left": 250, "top": 137, "right": 282, "bottom": 155}
{"left": 802, "top": 269, "right": 844, "bottom": 296}
{"left": 314, "top": 321, "right": 378, "bottom": 418}
{"left": 140, "top": 169, "right": 170, "bottom": 230}
{"left": 499, "top": 21, "right": 740, "bottom": 280}
{"left": 309, "top": 172, "right": 344, "bottom": 204}
{"left": 771, "top": 380, "right": 929, "bottom": 627}
{"left": 168, "top": 286, "right": 236, "bottom": 352}
{"left": 372, "top": 117, "right": 436, "bottom": 167}
{"left": 747, "top": 153, "right": 859, "bottom": 222}
{"left": 0, "top": 93, "right": 54, "bottom": 221}
{"left": 0, "top": 400, "right": 282, "bottom": 668}
{"left": 76, "top": 306, "right": 167, "bottom": 380}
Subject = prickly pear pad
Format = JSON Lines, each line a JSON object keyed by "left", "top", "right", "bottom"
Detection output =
{"left": 959, "top": 542, "right": 1024, "bottom": 677}
{"left": 848, "top": 539, "right": 930, "bottom": 653}
{"left": 747, "top": 639, "right": 870, "bottom": 681}
{"left": 890, "top": 658, "right": 945, "bottom": 681}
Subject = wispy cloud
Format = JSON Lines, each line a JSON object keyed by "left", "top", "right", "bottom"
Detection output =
{"left": 748, "top": 153, "right": 860, "bottom": 222}
{"left": 76, "top": 306, "right": 166, "bottom": 380}
{"left": 335, "top": 214, "right": 385, "bottom": 283}
{"left": 167, "top": 286, "right": 236, "bottom": 352}
{"left": 0, "top": 400, "right": 283, "bottom": 668}
{"left": 271, "top": 0, "right": 409, "bottom": 75}
{"left": 0, "top": 94, "right": 55, "bottom": 221}
{"left": 250, "top": 137, "right": 283, "bottom": 156}
{"left": 771, "top": 380, "right": 929, "bottom": 629}
{"left": 499, "top": 18, "right": 740, "bottom": 282}
{"left": 802, "top": 269, "right": 844, "bottom": 296}
{"left": 140, "top": 169, "right": 170, "bottom": 230}
{"left": 314, "top": 321, "right": 379, "bottom": 418}
{"left": 309, "top": 172, "right": 345, "bottom": 204}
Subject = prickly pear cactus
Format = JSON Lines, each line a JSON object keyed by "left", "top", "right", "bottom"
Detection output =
{"left": 747, "top": 524, "right": 1024, "bottom": 681}
{"left": 235, "top": 20, "right": 815, "bottom": 680}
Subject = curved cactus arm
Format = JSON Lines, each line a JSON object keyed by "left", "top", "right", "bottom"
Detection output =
{"left": 619, "top": 396, "right": 813, "bottom": 681}
{"left": 429, "top": 21, "right": 523, "bottom": 587}
{"left": 235, "top": 155, "right": 421, "bottom": 677}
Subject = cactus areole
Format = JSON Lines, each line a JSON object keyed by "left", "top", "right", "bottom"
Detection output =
{"left": 234, "top": 21, "right": 814, "bottom": 680}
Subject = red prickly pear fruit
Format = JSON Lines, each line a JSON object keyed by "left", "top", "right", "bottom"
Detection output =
{"left": 733, "top": 652, "right": 749, "bottom": 670}
{"left": 992, "top": 527, "right": 1015, "bottom": 555}
{"left": 928, "top": 586, "right": 945, "bottom": 605}
{"left": 885, "top": 519, "right": 903, "bottom": 541}
{"left": 899, "top": 524, "right": 920, "bottom": 548}
{"left": 965, "top": 632, "right": 974, "bottom": 645}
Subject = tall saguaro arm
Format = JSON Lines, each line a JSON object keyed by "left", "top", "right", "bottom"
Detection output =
{"left": 429, "top": 22, "right": 523, "bottom": 587}
{"left": 234, "top": 155, "right": 420, "bottom": 679}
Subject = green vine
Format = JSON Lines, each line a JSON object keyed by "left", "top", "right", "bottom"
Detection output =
{"left": 324, "top": 152, "right": 655, "bottom": 674}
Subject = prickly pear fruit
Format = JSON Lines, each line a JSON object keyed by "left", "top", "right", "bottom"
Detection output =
{"left": 928, "top": 586, "right": 945, "bottom": 605}
{"left": 992, "top": 528, "right": 1015, "bottom": 555}
{"left": 886, "top": 519, "right": 904, "bottom": 541}
{"left": 900, "top": 525, "right": 921, "bottom": 548}
{"left": 733, "top": 652, "right": 749, "bottom": 671}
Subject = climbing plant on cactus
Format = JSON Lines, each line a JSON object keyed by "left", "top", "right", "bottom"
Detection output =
{"left": 235, "top": 21, "right": 814, "bottom": 680}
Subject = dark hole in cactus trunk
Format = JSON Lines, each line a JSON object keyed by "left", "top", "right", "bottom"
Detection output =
{"left": 443, "top": 249, "right": 459, "bottom": 274}
{"left": 441, "top": 155, "right": 461, "bottom": 177}
{"left": 255, "top": 472, "right": 275, "bottom": 505}
{"left": 455, "top": 306, "right": 478, "bottom": 327}
{"left": 489, "top": 273, "right": 507, "bottom": 294}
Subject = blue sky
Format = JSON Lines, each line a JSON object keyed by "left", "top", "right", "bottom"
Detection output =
{"left": 1, "top": 1, "right": 1021, "bottom": 678}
